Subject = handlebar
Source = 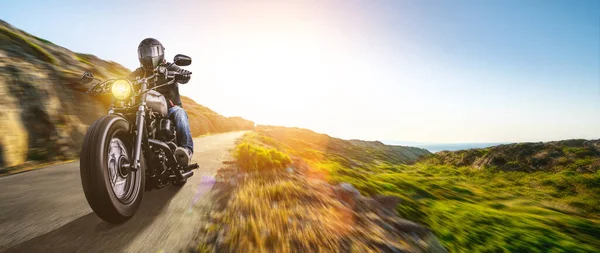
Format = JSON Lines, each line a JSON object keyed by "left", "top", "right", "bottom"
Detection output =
{"left": 166, "top": 70, "right": 192, "bottom": 80}
{"left": 83, "top": 67, "right": 191, "bottom": 95}
{"left": 166, "top": 71, "right": 179, "bottom": 80}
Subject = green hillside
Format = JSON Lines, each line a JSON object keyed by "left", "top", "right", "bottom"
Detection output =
{"left": 240, "top": 127, "right": 600, "bottom": 252}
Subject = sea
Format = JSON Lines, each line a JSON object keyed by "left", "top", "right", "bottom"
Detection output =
{"left": 384, "top": 142, "right": 509, "bottom": 153}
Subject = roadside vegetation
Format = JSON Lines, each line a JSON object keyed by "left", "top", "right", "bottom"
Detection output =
{"left": 365, "top": 164, "right": 600, "bottom": 252}
{"left": 193, "top": 128, "right": 445, "bottom": 252}
{"left": 234, "top": 142, "right": 291, "bottom": 172}
{"left": 0, "top": 25, "right": 57, "bottom": 64}
{"left": 215, "top": 126, "right": 600, "bottom": 252}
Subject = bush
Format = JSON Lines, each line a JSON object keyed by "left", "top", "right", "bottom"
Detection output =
{"left": 234, "top": 142, "right": 292, "bottom": 172}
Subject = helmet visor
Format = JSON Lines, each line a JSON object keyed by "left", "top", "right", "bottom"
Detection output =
{"left": 138, "top": 45, "right": 163, "bottom": 59}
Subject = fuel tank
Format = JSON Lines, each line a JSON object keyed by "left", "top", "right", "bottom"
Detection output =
{"left": 146, "top": 90, "right": 168, "bottom": 117}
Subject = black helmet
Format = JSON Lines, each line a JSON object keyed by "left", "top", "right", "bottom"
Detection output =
{"left": 138, "top": 38, "right": 165, "bottom": 70}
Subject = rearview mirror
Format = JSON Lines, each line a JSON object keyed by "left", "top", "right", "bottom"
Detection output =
{"left": 81, "top": 71, "right": 94, "bottom": 84}
{"left": 173, "top": 54, "right": 191, "bottom": 66}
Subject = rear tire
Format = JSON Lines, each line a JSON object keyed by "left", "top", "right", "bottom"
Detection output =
{"left": 80, "top": 115, "right": 145, "bottom": 224}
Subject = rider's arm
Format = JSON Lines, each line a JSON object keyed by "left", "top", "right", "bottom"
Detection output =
{"left": 127, "top": 68, "right": 145, "bottom": 81}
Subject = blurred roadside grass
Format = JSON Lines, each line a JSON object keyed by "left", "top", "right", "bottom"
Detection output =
{"left": 233, "top": 142, "right": 291, "bottom": 173}
{"left": 204, "top": 174, "right": 362, "bottom": 252}
{"left": 200, "top": 130, "right": 442, "bottom": 252}
{"left": 226, "top": 127, "right": 600, "bottom": 252}
{"left": 0, "top": 160, "right": 75, "bottom": 176}
{"left": 365, "top": 165, "right": 600, "bottom": 253}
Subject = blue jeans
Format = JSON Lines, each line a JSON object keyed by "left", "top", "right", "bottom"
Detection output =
{"left": 168, "top": 106, "right": 194, "bottom": 153}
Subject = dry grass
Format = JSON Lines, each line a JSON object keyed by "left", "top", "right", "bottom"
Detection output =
{"left": 213, "top": 174, "right": 354, "bottom": 252}
{"left": 190, "top": 129, "right": 446, "bottom": 252}
{"left": 0, "top": 159, "right": 75, "bottom": 176}
{"left": 195, "top": 170, "right": 441, "bottom": 253}
{"left": 233, "top": 142, "right": 292, "bottom": 172}
{"left": 193, "top": 127, "right": 600, "bottom": 252}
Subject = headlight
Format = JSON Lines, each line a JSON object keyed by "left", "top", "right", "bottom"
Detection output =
{"left": 111, "top": 79, "right": 132, "bottom": 100}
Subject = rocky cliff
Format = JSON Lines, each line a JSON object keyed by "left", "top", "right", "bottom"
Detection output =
{"left": 422, "top": 139, "right": 600, "bottom": 173}
{"left": 0, "top": 20, "right": 253, "bottom": 168}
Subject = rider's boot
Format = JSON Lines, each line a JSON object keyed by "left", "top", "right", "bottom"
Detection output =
{"left": 175, "top": 147, "right": 193, "bottom": 166}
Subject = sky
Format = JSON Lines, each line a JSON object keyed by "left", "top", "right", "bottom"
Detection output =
{"left": 1, "top": 0, "right": 599, "bottom": 143}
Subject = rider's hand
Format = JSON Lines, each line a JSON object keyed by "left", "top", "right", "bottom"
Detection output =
{"left": 176, "top": 69, "right": 192, "bottom": 83}
{"left": 179, "top": 69, "right": 192, "bottom": 76}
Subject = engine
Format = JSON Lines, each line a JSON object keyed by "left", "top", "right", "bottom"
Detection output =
{"left": 156, "top": 119, "right": 175, "bottom": 142}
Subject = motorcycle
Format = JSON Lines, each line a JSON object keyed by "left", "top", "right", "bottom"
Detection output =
{"left": 79, "top": 54, "right": 197, "bottom": 224}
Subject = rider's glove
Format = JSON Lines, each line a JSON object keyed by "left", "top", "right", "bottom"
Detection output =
{"left": 176, "top": 69, "right": 192, "bottom": 84}
{"left": 179, "top": 69, "right": 192, "bottom": 76}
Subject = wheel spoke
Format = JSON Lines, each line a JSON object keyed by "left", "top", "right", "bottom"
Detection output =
{"left": 107, "top": 137, "right": 134, "bottom": 202}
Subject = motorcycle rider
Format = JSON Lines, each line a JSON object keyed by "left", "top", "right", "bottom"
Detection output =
{"left": 129, "top": 38, "right": 194, "bottom": 166}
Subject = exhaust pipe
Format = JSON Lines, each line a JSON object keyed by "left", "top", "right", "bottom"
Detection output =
{"left": 180, "top": 170, "right": 194, "bottom": 179}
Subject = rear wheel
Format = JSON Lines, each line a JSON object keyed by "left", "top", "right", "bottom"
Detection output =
{"left": 80, "top": 115, "right": 145, "bottom": 224}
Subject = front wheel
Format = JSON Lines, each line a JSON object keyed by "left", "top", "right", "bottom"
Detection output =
{"left": 80, "top": 115, "right": 145, "bottom": 224}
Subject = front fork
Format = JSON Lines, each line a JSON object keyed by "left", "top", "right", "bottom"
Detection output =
{"left": 131, "top": 82, "right": 148, "bottom": 171}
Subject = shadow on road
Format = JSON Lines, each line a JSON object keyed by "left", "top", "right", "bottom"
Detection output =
{"left": 4, "top": 186, "right": 182, "bottom": 253}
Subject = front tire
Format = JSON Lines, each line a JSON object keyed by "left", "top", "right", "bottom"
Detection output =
{"left": 80, "top": 115, "right": 145, "bottom": 224}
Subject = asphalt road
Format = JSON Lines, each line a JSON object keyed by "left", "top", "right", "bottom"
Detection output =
{"left": 0, "top": 131, "right": 246, "bottom": 253}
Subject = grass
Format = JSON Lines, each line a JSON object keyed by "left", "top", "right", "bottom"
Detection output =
{"left": 32, "top": 35, "right": 54, "bottom": 45}
{"left": 0, "top": 26, "right": 57, "bottom": 64}
{"left": 210, "top": 175, "right": 357, "bottom": 252}
{"left": 236, "top": 126, "right": 600, "bottom": 252}
{"left": 0, "top": 159, "right": 76, "bottom": 177}
{"left": 75, "top": 53, "right": 93, "bottom": 65}
{"left": 427, "top": 201, "right": 598, "bottom": 253}
{"left": 375, "top": 165, "right": 600, "bottom": 252}
{"left": 233, "top": 142, "right": 292, "bottom": 172}
{"left": 194, "top": 130, "right": 444, "bottom": 252}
